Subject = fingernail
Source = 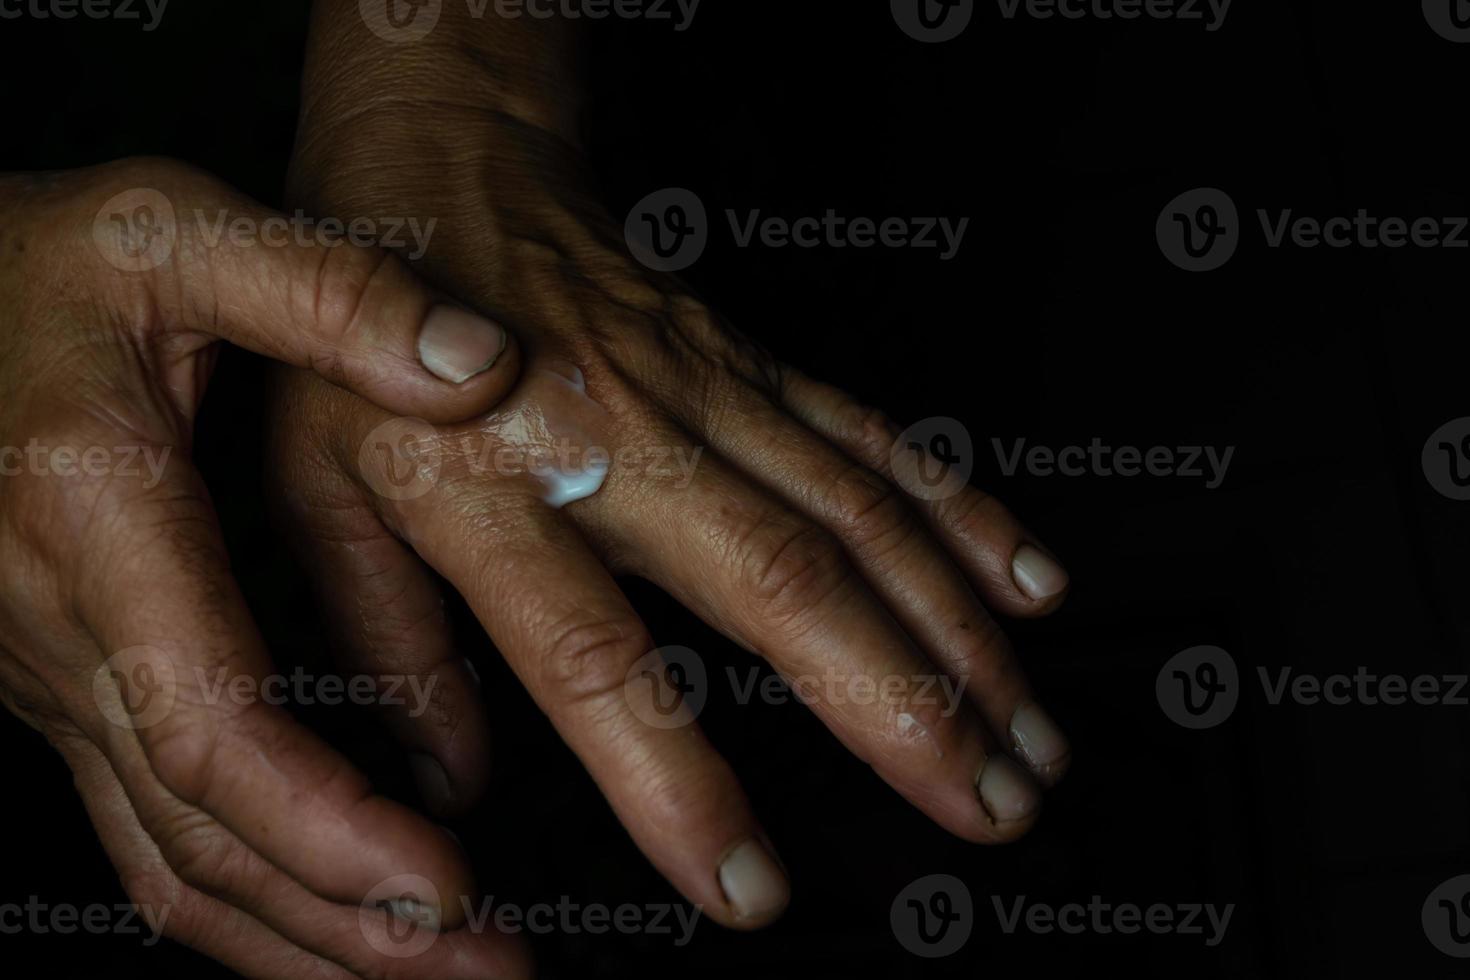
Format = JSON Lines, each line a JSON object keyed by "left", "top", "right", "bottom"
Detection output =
{"left": 1011, "top": 544, "right": 1069, "bottom": 601}
{"left": 1009, "top": 701, "right": 1071, "bottom": 785}
{"left": 717, "top": 838, "right": 790, "bottom": 922}
{"left": 418, "top": 306, "right": 507, "bottom": 384}
{"left": 409, "top": 753, "right": 454, "bottom": 811}
{"left": 975, "top": 754, "right": 1041, "bottom": 824}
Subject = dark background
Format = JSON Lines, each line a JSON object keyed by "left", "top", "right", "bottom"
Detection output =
{"left": 2, "top": 1, "right": 1468, "bottom": 976}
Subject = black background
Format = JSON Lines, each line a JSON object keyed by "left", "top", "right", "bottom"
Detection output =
{"left": 2, "top": 1, "right": 1468, "bottom": 977}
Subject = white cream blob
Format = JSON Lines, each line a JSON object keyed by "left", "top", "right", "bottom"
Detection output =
{"left": 476, "top": 363, "right": 611, "bottom": 509}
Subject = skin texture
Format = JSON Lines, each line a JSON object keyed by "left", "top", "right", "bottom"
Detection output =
{"left": 0, "top": 8, "right": 1073, "bottom": 979}
{"left": 263, "top": 0, "right": 1074, "bottom": 967}
{"left": 0, "top": 160, "right": 530, "bottom": 978}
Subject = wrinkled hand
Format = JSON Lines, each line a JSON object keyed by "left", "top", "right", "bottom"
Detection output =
{"left": 0, "top": 158, "right": 531, "bottom": 978}
{"left": 274, "top": 15, "right": 1074, "bottom": 936}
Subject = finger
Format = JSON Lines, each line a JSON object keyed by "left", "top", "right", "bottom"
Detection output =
{"left": 81, "top": 159, "right": 520, "bottom": 423}
{"left": 775, "top": 364, "right": 1071, "bottom": 615}
{"left": 576, "top": 436, "right": 1043, "bottom": 842}
{"left": 77, "top": 469, "right": 476, "bottom": 927}
{"left": 387, "top": 471, "right": 791, "bottom": 929}
{"left": 269, "top": 453, "right": 491, "bottom": 816}
{"left": 54, "top": 732, "right": 355, "bottom": 980}
{"left": 59, "top": 727, "right": 531, "bottom": 979}
{"left": 684, "top": 383, "right": 1070, "bottom": 785}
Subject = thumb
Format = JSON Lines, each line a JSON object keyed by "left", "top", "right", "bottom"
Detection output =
{"left": 86, "top": 161, "right": 519, "bottom": 424}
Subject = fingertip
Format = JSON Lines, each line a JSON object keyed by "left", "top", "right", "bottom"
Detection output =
{"left": 408, "top": 306, "right": 523, "bottom": 424}
{"left": 715, "top": 837, "right": 791, "bottom": 930}
{"left": 1009, "top": 542, "right": 1070, "bottom": 612}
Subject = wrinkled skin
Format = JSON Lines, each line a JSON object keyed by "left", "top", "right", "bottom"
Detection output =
{"left": 263, "top": 2, "right": 1074, "bottom": 972}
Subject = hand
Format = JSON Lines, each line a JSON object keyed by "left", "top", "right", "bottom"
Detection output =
{"left": 273, "top": 9, "right": 1074, "bottom": 934}
{"left": 0, "top": 158, "right": 530, "bottom": 978}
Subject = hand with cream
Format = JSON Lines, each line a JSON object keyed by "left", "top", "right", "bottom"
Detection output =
{"left": 267, "top": 0, "right": 1074, "bottom": 954}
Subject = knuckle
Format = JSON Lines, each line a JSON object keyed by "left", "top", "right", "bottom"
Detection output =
{"left": 118, "top": 868, "right": 181, "bottom": 916}
{"left": 939, "top": 485, "right": 1013, "bottom": 539}
{"left": 154, "top": 815, "right": 250, "bottom": 899}
{"left": 144, "top": 714, "right": 222, "bottom": 807}
{"left": 837, "top": 402, "right": 901, "bottom": 464}
{"left": 823, "top": 464, "right": 910, "bottom": 549}
{"left": 299, "top": 240, "right": 396, "bottom": 352}
{"left": 541, "top": 616, "right": 654, "bottom": 708}
{"left": 955, "top": 619, "right": 1022, "bottom": 692}
{"left": 633, "top": 755, "right": 733, "bottom": 832}
{"left": 735, "top": 518, "right": 849, "bottom": 623}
